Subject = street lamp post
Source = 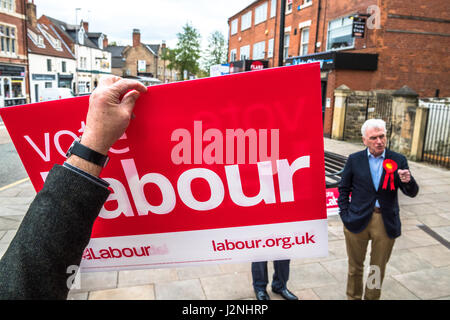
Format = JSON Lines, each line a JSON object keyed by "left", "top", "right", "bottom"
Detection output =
{"left": 75, "top": 8, "right": 81, "bottom": 95}
{"left": 278, "top": 0, "right": 286, "bottom": 67}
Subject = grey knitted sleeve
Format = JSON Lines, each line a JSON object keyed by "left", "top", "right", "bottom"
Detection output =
{"left": 0, "top": 164, "right": 110, "bottom": 299}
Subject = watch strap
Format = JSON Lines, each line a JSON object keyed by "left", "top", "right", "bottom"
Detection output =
{"left": 66, "top": 139, "right": 109, "bottom": 168}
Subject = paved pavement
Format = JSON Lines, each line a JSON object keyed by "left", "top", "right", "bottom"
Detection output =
{"left": 0, "top": 126, "right": 449, "bottom": 300}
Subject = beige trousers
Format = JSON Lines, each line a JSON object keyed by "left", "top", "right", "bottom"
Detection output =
{"left": 343, "top": 210, "right": 396, "bottom": 300}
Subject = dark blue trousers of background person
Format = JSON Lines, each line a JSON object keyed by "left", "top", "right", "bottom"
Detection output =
{"left": 251, "top": 260, "right": 290, "bottom": 291}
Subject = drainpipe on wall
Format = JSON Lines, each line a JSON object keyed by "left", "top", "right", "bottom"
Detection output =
{"left": 314, "top": 0, "right": 321, "bottom": 53}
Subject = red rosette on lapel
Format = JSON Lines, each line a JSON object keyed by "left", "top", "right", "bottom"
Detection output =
{"left": 382, "top": 159, "right": 398, "bottom": 191}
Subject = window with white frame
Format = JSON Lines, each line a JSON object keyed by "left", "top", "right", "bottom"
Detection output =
{"left": 300, "top": 0, "right": 313, "bottom": 10}
{"left": 231, "top": 19, "right": 238, "bottom": 35}
{"left": 286, "top": 0, "right": 293, "bottom": 14}
{"left": 253, "top": 41, "right": 265, "bottom": 60}
{"left": 0, "top": 24, "right": 16, "bottom": 55}
{"left": 41, "top": 29, "right": 62, "bottom": 51}
{"left": 79, "top": 57, "right": 87, "bottom": 69}
{"left": 267, "top": 38, "right": 274, "bottom": 58}
{"left": 283, "top": 34, "right": 290, "bottom": 60}
{"left": 270, "top": 0, "right": 277, "bottom": 18}
{"left": 78, "top": 28, "right": 85, "bottom": 45}
{"left": 98, "top": 35, "right": 104, "bottom": 50}
{"left": 230, "top": 48, "right": 237, "bottom": 62}
{"left": 240, "top": 45, "right": 250, "bottom": 60}
{"left": 300, "top": 27, "right": 309, "bottom": 56}
{"left": 28, "top": 30, "right": 45, "bottom": 48}
{"left": 255, "top": 2, "right": 268, "bottom": 25}
{"left": 327, "top": 16, "right": 355, "bottom": 50}
{"left": 0, "top": 0, "right": 14, "bottom": 12}
{"left": 38, "top": 35, "right": 44, "bottom": 47}
{"left": 241, "top": 11, "right": 252, "bottom": 31}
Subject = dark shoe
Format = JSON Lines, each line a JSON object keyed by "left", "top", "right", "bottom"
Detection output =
{"left": 272, "top": 288, "right": 298, "bottom": 300}
{"left": 255, "top": 290, "right": 271, "bottom": 300}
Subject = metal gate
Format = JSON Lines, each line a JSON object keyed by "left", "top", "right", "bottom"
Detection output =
{"left": 343, "top": 94, "right": 393, "bottom": 147}
{"left": 422, "top": 102, "right": 450, "bottom": 168}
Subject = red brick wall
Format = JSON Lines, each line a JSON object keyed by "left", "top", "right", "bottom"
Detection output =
{"left": 0, "top": 0, "right": 30, "bottom": 101}
{"left": 373, "top": 0, "right": 450, "bottom": 97}
{"left": 227, "top": 0, "right": 450, "bottom": 135}
{"left": 228, "top": 0, "right": 277, "bottom": 67}
{"left": 0, "top": 0, "right": 28, "bottom": 62}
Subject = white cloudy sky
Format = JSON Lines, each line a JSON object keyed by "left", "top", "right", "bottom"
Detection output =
{"left": 35, "top": 0, "right": 254, "bottom": 49}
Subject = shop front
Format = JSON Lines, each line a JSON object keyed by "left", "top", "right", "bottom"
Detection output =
{"left": 0, "top": 64, "right": 27, "bottom": 107}
{"left": 58, "top": 74, "right": 73, "bottom": 89}
{"left": 30, "top": 74, "right": 56, "bottom": 103}
{"left": 229, "top": 60, "right": 269, "bottom": 74}
{"left": 76, "top": 73, "right": 92, "bottom": 95}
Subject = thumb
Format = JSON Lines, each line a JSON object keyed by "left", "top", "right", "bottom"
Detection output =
{"left": 120, "top": 90, "right": 141, "bottom": 115}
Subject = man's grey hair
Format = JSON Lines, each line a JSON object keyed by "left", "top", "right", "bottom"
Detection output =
{"left": 361, "top": 119, "right": 386, "bottom": 137}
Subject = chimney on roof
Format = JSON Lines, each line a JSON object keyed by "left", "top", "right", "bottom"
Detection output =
{"left": 26, "top": 0, "right": 37, "bottom": 28}
{"left": 103, "top": 35, "right": 108, "bottom": 48}
{"left": 133, "top": 29, "right": 141, "bottom": 47}
{"left": 82, "top": 21, "right": 89, "bottom": 32}
{"left": 162, "top": 40, "right": 166, "bottom": 49}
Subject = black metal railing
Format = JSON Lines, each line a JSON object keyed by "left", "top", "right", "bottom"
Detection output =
{"left": 343, "top": 94, "right": 393, "bottom": 148}
{"left": 422, "top": 102, "right": 450, "bottom": 169}
{"left": 325, "top": 151, "right": 347, "bottom": 188}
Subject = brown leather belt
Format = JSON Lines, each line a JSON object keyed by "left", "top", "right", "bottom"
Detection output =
{"left": 374, "top": 207, "right": 382, "bottom": 214}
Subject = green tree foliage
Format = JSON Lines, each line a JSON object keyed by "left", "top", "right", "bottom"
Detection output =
{"left": 202, "top": 31, "right": 227, "bottom": 74}
{"left": 170, "top": 23, "right": 201, "bottom": 80}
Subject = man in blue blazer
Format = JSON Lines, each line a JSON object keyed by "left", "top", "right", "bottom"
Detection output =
{"left": 338, "top": 119, "right": 419, "bottom": 300}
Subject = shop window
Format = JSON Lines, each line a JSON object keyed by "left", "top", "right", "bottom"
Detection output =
{"left": 78, "top": 82, "right": 86, "bottom": 94}
{"left": 327, "top": 16, "right": 355, "bottom": 50}
{"left": 3, "top": 78, "right": 10, "bottom": 98}
{"left": 11, "top": 78, "right": 23, "bottom": 97}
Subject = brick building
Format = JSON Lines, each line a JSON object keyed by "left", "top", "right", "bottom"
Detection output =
{"left": 228, "top": 0, "right": 450, "bottom": 136}
{"left": 0, "top": 0, "right": 29, "bottom": 108}
{"left": 106, "top": 29, "right": 178, "bottom": 85}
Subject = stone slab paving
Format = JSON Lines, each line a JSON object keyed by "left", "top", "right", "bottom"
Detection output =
{"left": 1, "top": 131, "right": 449, "bottom": 300}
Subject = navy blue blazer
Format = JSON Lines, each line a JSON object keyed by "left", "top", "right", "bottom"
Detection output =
{"left": 338, "top": 148, "right": 419, "bottom": 239}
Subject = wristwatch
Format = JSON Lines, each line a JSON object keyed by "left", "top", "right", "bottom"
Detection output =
{"left": 66, "top": 137, "right": 110, "bottom": 168}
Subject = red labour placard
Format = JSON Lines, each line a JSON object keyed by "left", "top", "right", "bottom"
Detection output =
{"left": 0, "top": 63, "right": 328, "bottom": 272}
